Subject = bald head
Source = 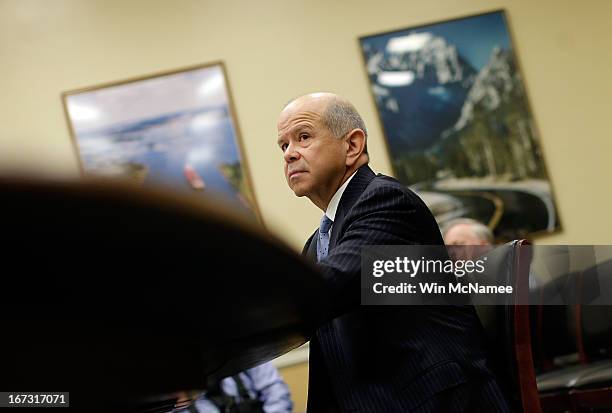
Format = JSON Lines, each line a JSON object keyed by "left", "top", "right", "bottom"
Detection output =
{"left": 283, "top": 92, "right": 338, "bottom": 111}
{"left": 282, "top": 93, "right": 368, "bottom": 150}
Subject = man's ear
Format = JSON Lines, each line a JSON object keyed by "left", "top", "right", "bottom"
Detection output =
{"left": 344, "top": 129, "right": 367, "bottom": 167}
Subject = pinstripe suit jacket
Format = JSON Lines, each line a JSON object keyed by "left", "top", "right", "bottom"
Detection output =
{"left": 303, "top": 165, "right": 512, "bottom": 412}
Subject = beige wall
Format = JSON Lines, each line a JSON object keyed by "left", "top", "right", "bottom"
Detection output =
{"left": 2, "top": 0, "right": 610, "bottom": 408}
{"left": 279, "top": 362, "right": 309, "bottom": 413}
{"left": 1, "top": 0, "right": 611, "bottom": 249}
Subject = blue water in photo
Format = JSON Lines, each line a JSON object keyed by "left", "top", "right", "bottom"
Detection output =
{"left": 79, "top": 106, "right": 248, "bottom": 208}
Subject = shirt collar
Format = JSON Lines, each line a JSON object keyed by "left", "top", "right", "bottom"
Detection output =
{"left": 325, "top": 171, "right": 358, "bottom": 222}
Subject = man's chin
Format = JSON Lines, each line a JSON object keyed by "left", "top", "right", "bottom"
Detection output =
{"left": 290, "top": 184, "right": 309, "bottom": 198}
{"left": 292, "top": 189, "right": 306, "bottom": 197}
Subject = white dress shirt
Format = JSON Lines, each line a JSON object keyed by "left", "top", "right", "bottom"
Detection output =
{"left": 325, "top": 171, "right": 358, "bottom": 237}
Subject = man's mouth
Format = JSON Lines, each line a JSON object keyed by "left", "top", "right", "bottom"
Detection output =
{"left": 288, "top": 170, "right": 306, "bottom": 179}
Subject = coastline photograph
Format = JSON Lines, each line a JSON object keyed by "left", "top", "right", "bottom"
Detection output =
{"left": 64, "top": 63, "right": 258, "bottom": 216}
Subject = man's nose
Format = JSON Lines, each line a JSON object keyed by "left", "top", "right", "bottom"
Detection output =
{"left": 283, "top": 143, "right": 300, "bottom": 163}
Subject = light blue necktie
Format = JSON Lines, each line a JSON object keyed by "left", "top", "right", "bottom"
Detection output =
{"left": 317, "top": 215, "right": 333, "bottom": 262}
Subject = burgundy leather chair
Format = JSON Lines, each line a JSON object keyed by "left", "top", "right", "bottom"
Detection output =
{"left": 473, "top": 240, "right": 542, "bottom": 412}
{"left": 537, "top": 259, "right": 612, "bottom": 412}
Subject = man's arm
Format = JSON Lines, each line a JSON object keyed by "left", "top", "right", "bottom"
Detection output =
{"left": 318, "top": 183, "right": 441, "bottom": 316}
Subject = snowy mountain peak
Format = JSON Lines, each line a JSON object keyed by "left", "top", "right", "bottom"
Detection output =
{"left": 376, "top": 32, "right": 468, "bottom": 85}
{"left": 449, "top": 48, "right": 516, "bottom": 132}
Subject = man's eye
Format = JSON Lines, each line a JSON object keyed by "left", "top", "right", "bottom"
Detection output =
{"left": 280, "top": 143, "right": 288, "bottom": 151}
{"left": 299, "top": 134, "right": 310, "bottom": 141}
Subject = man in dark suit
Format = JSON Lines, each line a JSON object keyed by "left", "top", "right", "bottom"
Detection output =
{"left": 276, "top": 93, "right": 512, "bottom": 412}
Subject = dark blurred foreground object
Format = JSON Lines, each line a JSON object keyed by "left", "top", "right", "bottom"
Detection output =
{"left": 0, "top": 177, "right": 328, "bottom": 412}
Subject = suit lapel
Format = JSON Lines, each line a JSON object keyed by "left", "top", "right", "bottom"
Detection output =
{"left": 303, "top": 230, "right": 319, "bottom": 262}
{"left": 329, "top": 165, "right": 377, "bottom": 249}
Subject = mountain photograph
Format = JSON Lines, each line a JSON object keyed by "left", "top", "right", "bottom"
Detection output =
{"left": 361, "top": 11, "right": 560, "bottom": 240}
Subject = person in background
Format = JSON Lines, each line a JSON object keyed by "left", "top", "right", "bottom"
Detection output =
{"left": 442, "top": 217, "right": 537, "bottom": 290}
{"left": 442, "top": 218, "right": 494, "bottom": 247}
{"left": 181, "top": 361, "right": 293, "bottom": 413}
{"left": 442, "top": 218, "right": 494, "bottom": 261}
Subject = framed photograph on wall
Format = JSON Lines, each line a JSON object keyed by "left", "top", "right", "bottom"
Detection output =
{"left": 62, "top": 61, "right": 260, "bottom": 220}
{"left": 359, "top": 10, "right": 560, "bottom": 240}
